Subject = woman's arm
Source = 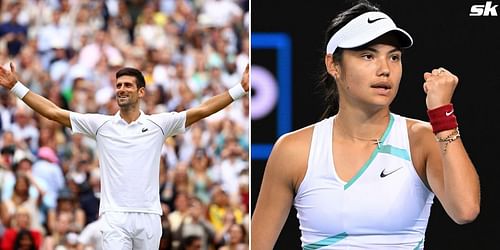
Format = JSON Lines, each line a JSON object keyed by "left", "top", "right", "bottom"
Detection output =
{"left": 251, "top": 129, "right": 310, "bottom": 249}
{"left": 415, "top": 122, "right": 480, "bottom": 224}
{"left": 417, "top": 68, "right": 480, "bottom": 224}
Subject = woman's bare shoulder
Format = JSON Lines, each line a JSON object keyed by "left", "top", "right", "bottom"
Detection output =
{"left": 406, "top": 117, "right": 433, "bottom": 140}
{"left": 267, "top": 124, "right": 316, "bottom": 189}
{"left": 273, "top": 124, "right": 315, "bottom": 154}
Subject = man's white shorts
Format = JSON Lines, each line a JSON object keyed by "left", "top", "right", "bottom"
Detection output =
{"left": 100, "top": 211, "right": 162, "bottom": 250}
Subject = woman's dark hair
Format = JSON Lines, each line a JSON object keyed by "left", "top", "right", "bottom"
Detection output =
{"left": 318, "top": 0, "right": 380, "bottom": 119}
{"left": 13, "top": 229, "right": 36, "bottom": 250}
{"left": 116, "top": 67, "right": 146, "bottom": 89}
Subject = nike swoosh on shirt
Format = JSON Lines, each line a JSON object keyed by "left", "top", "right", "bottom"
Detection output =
{"left": 368, "top": 17, "right": 386, "bottom": 23}
{"left": 380, "top": 167, "right": 403, "bottom": 178}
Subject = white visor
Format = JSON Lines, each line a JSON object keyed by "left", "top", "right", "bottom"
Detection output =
{"left": 326, "top": 11, "right": 413, "bottom": 54}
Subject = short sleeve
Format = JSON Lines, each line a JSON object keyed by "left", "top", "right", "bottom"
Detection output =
{"left": 150, "top": 111, "right": 186, "bottom": 137}
{"left": 70, "top": 112, "right": 111, "bottom": 139}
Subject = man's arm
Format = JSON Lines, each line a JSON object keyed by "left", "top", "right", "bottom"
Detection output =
{"left": 185, "top": 64, "right": 249, "bottom": 127}
{"left": 0, "top": 62, "right": 71, "bottom": 128}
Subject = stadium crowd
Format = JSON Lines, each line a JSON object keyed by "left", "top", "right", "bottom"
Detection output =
{"left": 0, "top": 0, "right": 249, "bottom": 249}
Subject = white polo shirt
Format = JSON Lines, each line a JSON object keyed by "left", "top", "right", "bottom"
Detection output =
{"left": 70, "top": 110, "right": 186, "bottom": 216}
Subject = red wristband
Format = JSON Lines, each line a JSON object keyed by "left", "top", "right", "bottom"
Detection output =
{"left": 427, "top": 103, "right": 458, "bottom": 134}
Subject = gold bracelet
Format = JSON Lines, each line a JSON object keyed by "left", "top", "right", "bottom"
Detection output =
{"left": 435, "top": 128, "right": 460, "bottom": 152}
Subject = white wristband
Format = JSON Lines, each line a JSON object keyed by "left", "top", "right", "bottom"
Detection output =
{"left": 228, "top": 84, "right": 246, "bottom": 100}
{"left": 10, "top": 81, "right": 29, "bottom": 99}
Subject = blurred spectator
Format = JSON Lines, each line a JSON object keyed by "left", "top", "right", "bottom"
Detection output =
{"left": 36, "top": 9, "right": 72, "bottom": 70}
{"left": 75, "top": 165, "right": 100, "bottom": 226}
{"left": 71, "top": 3, "right": 103, "bottom": 51}
{"left": 76, "top": 213, "right": 104, "bottom": 250}
{"left": 107, "top": 1, "right": 133, "bottom": 44}
{"left": 0, "top": 90, "right": 16, "bottom": 133}
{"left": 179, "top": 235, "right": 202, "bottom": 250}
{"left": 46, "top": 188, "right": 86, "bottom": 235}
{"left": 237, "top": 169, "right": 249, "bottom": 216}
{"left": 0, "top": 149, "right": 11, "bottom": 201}
{"left": 175, "top": 197, "right": 215, "bottom": 250}
{"left": 208, "top": 186, "right": 243, "bottom": 240}
{"left": 213, "top": 210, "right": 235, "bottom": 249}
{"left": 41, "top": 211, "right": 79, "bottom": 250}
{"left": 160, "top": 200, "right": 174, "bottom": 250}
{"left": 134, "top": 2, "right": 169, "bottom": 50}
{"left": 48, "top": 40, "right": 71, "bottom": 84}
{"left": 12, "top": 228, "right": 39, "bottom": 250}
{"left": 151, "top": 48, "right": 175, "bottom": 89}
{"left": 235, "top": 37, "right": 248, "bottom": 75}
{"left": 160, "top": 134, "right": 178, "bottom": 169}
{"left": 168, "top": 191, "right": 190, "bottom": 249}
{"left": 160, "top": 156, "right": 174, "bottom": 206}
{"left": 213, "top": 119, "right": 246, "bottom": 157}
{"left": 0, "top": 173, "right": 45, "bottom": 234}
{"left": 36, "top": 115, "right": 67, "bottom": 153}
{"left": 32, "top": 146, "right": 65, "bottom": 210}
{"left": 217, "top": 223, "right": 248, "bottom": 250}
{"left": 220, "top": 56, "right": 240, "bottom": 89}
{"left": 173, "top": 162, "right": 191, "bottom": 197}
{"left": 188, "top": 148, "right": 213, "bottom": 205}
{"left": 10, "top": 105, "right": 39, "bottom": 152}
{"left": 200, "top": 0, "right": 243, "bottom": 28}
{"left": 0, "top": 207, "right": 43, "bottom": 250}
{"left": 68, "top": 77, "right": 98, "bottom": 113}
{"left": 212, "top": 135, "right": 247, "bottom": 202}
{"left": 78, "top": 29, "right": 123, "bottom": 70}
{"left": 178, "top": 122, "right": 211, "bottom": 163}
{"left": 0, "top": 135, "right": 16, "bottom": 171}
{"left": 1, "top": 149, "right": 49, "bottom": 209}
{"left": 15, "top": 46, "right": 46, "bottom": 96}
{"left": 65, "top": 133, "right": 96, "bottom": 172}
{"left": 0, "top": 207, "right": 43, "bottom": 249}
{"left": 0, "top": 1, "right": 28, "bottom": 56}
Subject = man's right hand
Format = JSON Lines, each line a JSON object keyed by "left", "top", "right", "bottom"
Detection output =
{"left": 0, "top": 62, "right": 19, "bottom": 90}
{"left": 1, "top": 62, "right": 72, "bottom": 127}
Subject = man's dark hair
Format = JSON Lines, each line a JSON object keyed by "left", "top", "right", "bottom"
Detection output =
{"left": 318, "top": 0, "right": 380, "bottom": 119}
{"left": 116, "top": 67, "right": 146, "bottom": 89}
